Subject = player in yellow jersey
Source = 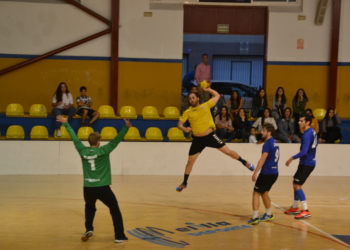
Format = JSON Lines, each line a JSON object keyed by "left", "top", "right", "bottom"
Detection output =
{"left": 176, "top": 87, "right": 255, "bottom": 192}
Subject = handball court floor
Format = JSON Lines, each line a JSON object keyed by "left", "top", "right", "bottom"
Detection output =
{"left": 0, "top": 175, "right": 349, "bottom": 250}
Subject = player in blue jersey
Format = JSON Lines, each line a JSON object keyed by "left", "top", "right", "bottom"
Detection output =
{"left": 248, "top": 124, "right": 279, "bottom": 225}
{"left": 285, "top": 113, "right": 317, "bottom": 219}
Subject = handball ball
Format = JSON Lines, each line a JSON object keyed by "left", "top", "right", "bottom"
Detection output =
{"left": 200, "top": 80, "right": 209, "bottom": 88}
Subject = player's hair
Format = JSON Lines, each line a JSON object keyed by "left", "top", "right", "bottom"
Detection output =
{"left": 202, "top": 53, "right": 208, "bottom": 58}
{"left": 230, "top": 90, "right": 241, "bottom": 109}
{"left": 188, "top": 92, "right": 201, "bottom": 99}
{"left": 274, "top": 86, "right": 287, "bottom": 105}
{"left": 190, "top": 85, "right": 198, "bottom": 90}
{"left": 262, "top": 123, "right": 275, "bottom": 137}
{"left": 219, "top": 106, "right": 230, "bottom": 121}
{"left": 80, "top": 86, "right": 87, "bottom": 92}
{"left": 53, "top": 82, "right": 70, "bottom": 103}
{"left": 305, "top": 108, "right": 315, "bottom": 118}
{"left": 324, "top": 108, "right": 339, "bottom": 125}
{"left": 293, "top": 88, "right": 309, "bottom": 102}
{"left": 88, "top": 132, "right": 101, "bottom": 146}
{"left": 282, "top": 107, "right": 292, "bottom": 119}
{"left": 300, "top": 113, "right": 312, "bottom": 125}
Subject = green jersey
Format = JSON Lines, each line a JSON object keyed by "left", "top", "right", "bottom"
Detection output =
{"left": 64, "top": 122, "right": 129, "bottom": 187}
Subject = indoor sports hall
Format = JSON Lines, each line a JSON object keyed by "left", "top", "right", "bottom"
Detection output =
{"left": 0, "top": 0, "right": 349, "bottom": 249}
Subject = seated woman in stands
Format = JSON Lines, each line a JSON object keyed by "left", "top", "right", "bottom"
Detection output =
{"left": 276, "top": 107, "right": 300, "bottom": 143}
{"left": 300, "top": 108, "right": 319, "bottom": 135}
{"left": 319, "top": 108, "right": 342, "bottom": 143}
{"left": 231, "top": 108, "right": 250, "bottom": 142}
{"left": 225, "top": 90, "right": 243, "bottom": 120}
{"left": 251, "top": 88, "right": 268, "bottom": 118}
{"left": 215, "top": 106, "right": 235, "bottom": 142}
{"left": 252, "top": 108, "right": 277, "bottom": 141}
{"left": 271, "top": 87, "right": 287, "bottom": 120}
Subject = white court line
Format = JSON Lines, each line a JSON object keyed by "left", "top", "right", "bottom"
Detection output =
{"left": 271, "top": 202, "right": 350, "bottom": 247}
{"left": 275, "top": 205, "right": 350, "bottom": 207}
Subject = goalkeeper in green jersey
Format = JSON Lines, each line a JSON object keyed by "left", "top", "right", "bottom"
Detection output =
{"left": 56, "top": 115, "right": 131, "bottom": 243}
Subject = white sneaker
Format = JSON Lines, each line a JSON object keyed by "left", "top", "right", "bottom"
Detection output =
{"left": 56, "top": 130, "right": 61, "bottom": 137}
{"left": 81, "top": 231, "right": 93, "bottom": 241}
{"left": 115, "top": 237, "right": 128, "bottom": 243}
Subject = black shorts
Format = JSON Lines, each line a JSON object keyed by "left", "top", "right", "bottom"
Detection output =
{"left": 254, "top": 173, "right": 278, "bottom": 194}
{"left": 189, "top": 132, "right": 225, "bottom": 155}
{"left": 77, "top": 108, "right": 96, "bottom": 117}
{"left": 293, "top": 164, "right": 315, "bottom": 185}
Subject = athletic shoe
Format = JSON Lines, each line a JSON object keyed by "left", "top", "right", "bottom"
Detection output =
{"left": 56, "top": 130, "right": 61, "bottom": 137}
{"left": 81, "top": 231, "right": 93, "bottom": 241}
{"left": 248, "top": 217, "right": 260, "bottom": 225}
{"left": 294, "top": 210, "right": 311, "bottom": 219}
{"left": 284, "top": 206, "right": 300, "bottom": 214}
{"left": 259, "top": 213, "right": 274, "bottom": 222}
{"left": 115, "top": 237, "right": 128, "bottom": 243}
{"left": 176, "top": 184, "right": 187, "bottom": 192}
{"left": 246, "top": 162, "right": 255, "bottom": 171}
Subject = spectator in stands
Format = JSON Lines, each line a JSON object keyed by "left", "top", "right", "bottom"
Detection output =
{"left": 320, "top": 108, "right": 342, "bottom": 143}
{"left": 252, "top": 108, "right": 277, "bottom": 140}
{"left": 292, "top": 88, "right": 308, "bottom": 133}
{"left": 276, "top": 107, "right": 300, "bottom": 143}
{"left": 271, "top": 87, "right": 287, "bottom": 120}
{"left": 184, "top": 85, "right": 201, "bottom": 110}
{"left": 215, "top": 106, "right": 235, "bottom": 142}
{"left": 251, "top": 88, "right": 268, "bottom": 118}
{"left": 195, "top": 54, "right": 211, "bottom": 102}
{"left": 300, "top": 109, "right": 319, "bottom": 135}
{"left": 76, "top": 86, "right": 100, "bottom": 127}
{"left": 231, "top": 108, "right": 250, "bottom": 142}
{"left": 249, "top": 127, "right": 263, "bottom": 144}
{"left": 225, "top": 90, "right": 243, "bottom": 120}
{"left": 52, "top": 82, "right": 76, "bottom": 137}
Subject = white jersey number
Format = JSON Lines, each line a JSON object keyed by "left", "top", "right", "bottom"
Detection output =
{"left": 275, "top": 149, "right": 280, "bottom": 162}
{"left": 312, "top": 130, "right": 318, "bottom": 149}
{"left": 88, "top": 159, "right": 96, "bottom": 171}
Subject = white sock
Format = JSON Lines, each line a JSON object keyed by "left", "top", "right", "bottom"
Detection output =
{"left": 266, "top": 208, "right": 272, "bottom": 215}
{"left": 253, "top": 210, "right": 259, "bottom": 219}
{"left": 301, "top": 200, "right": 308, "bottom": 211}
{"left": 292, "top": 200, "right": 299, "bottom": 208}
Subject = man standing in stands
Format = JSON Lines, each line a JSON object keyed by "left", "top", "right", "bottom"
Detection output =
{"left": 195, "top": 54, "right": 211, "bottom": 102}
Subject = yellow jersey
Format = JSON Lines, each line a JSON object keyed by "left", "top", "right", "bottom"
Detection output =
{"left": 179, "top": 99, "right": 216, "bottom": 135}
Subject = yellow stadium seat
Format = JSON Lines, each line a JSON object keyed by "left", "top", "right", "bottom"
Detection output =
{"left": 322, "top": 139, "right": 341, "bottom": 144}
{"left": 54, "top": 126, "right": 71, "bottom": 139}
{"left": 145, "top": 127, "right": 163, "bottom": 141}
{"left": 167, "top": 127, "right": 186, "bottom": 141}
{"left": 164, "top": 107, "right": 180, "bottom": 119}
{"left": 6, "top": 103, "right": 24, "bottom": 116}
{"left": 232, "top": 139, "right": 243, "bottom": 143}
{"left": 248, "top": 109, "right": 258, "bottom": 121}
{"left": 120, "top": 106, "right": 137, "bottom": 119}
{"left": 30, "top": 126, "right": 49, "bottom": 139}
{"left": 78, "top": 127, "right": 94, "bottom": 140}
{"left": 6, "top": 125, "right": 25, "bottom": 139}
{"left": 101, "top": 127, "right": 118, "bottom": 140}
{"left": 29, "top": 104, "right": 47, "bottom": 117}
{"left": 98, "top": 105, "right": 116, "bottom": 118}
{"left": 313, "top": 109, "right": 327, "bottom": 121}
{"left": 124, "top": 127, "right": 141, "bottom": 140}
{"left": 142, "top": 106, "right": 159, "bottom": 119}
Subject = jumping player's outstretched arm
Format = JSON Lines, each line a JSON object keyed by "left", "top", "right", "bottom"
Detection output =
{"left": 203, "top": 87, "right": 220, "bottom": 105}
{"left": 56, "top": 115, "right": 85, "bottom": 151}
{"left": 99, "top": 119, "right": 131, "bottom": 154}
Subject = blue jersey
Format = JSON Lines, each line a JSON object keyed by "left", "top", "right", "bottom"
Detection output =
{"left": 261, "top": 137, "right": 279, "bottom": 175}
{"left": 298, "top": 128, "right": 317, "bottom": 166}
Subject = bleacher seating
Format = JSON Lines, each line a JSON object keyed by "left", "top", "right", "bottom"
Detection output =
{"left": 6, "top": 103, "right": 24, "bottom": 116}
{"left": 145, "top": 127, "right": 163, "bottom": 141}
{"left": 119, "top": 106, "right": 137, "bottom": 119}
{"left": 167, "top": 127, "right": 187, "bottom": 141}
{"left": 6, "top": 125, "right": 25, "bottom": 139}
{"left": 101, "top": 127, "right": 117, "bottom": 140}
{"left": 30, "top": 126, "right": 49, "bottom": 139}
{"left": 142, "top": 106, "right": 159, "bottom": 119}
{"left": 164, "top": 107, "right": 180, "bottom": 119}
{"left": 98, "top": 105, "right": 115, "bottom": 118}
{"left": 29, "top": 104, "right": 47, "bottom": 117}
{"left": 124, "top": 127, "right": 141, "bottom": 141}
{"left": 314, "top": 109, "right": 327, "bottom": 121}
{"left": 77, "top": 127, "right": 94, "bottom": 140}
